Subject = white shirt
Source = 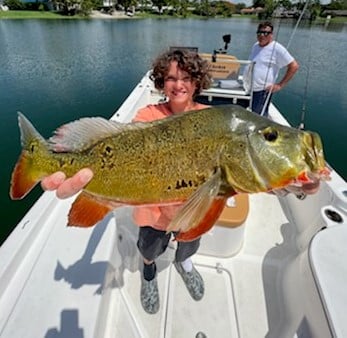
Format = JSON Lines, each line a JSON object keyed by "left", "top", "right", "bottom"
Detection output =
{"left": 249, "top": 41, "right": 294, "bottom": 92}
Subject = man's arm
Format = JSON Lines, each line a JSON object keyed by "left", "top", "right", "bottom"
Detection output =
{"left": 267, "top": 60, "right": 299, "bottom": 93}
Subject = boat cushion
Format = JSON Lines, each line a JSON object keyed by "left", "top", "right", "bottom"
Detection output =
{"left": 217, "top": 194, "right": 249, "bottom": 228}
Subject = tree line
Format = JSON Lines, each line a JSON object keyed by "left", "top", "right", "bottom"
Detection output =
{"left": 3, "top": 0, "right": 347, "bottom": 18}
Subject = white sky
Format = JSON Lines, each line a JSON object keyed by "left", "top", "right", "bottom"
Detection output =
{"left": 232, "top": 0, "right": 332, "bottom": 7}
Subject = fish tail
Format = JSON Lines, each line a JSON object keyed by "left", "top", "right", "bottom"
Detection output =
{"left": 10, "top": 112, "right": 49, "bottom": 200}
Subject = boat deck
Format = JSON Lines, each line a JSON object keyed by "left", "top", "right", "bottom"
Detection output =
{"left": 0, "top": 191, "right": 292, "bottom": 338}
{"left": 104, "top": 192, "right": 289, "bottom": 338}
{"left": 1, "top": 73, "right": 346, "bottom": 338}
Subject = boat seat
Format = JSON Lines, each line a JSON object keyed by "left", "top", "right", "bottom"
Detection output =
{"left": 199, "top": 194, "right": 249, "bottom": 257}
{"left": 200, "top": 53, "right": 241, "bottom": 80}
{"left": 217, "top": 194, "right": 249, "bottom": 228}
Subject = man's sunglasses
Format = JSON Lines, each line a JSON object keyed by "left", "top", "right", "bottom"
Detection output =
{"left": 257, "top": 31, "right": 272, "bottom": 36}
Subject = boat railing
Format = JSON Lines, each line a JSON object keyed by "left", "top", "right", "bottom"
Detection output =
{"left": 199, "top": 54, "right": 255, "bottom": 108}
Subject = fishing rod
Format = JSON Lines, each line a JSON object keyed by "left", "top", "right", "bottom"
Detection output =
{"left": 298, "top": 23, "right": 313, "bottom": 130}
{"left": 288, "top": 0, "right": 312, "bottom": 130}
{"left": 260, "top": 0, "right": 312, "bottom": 124}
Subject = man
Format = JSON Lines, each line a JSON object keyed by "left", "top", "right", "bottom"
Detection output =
{"left": 245, "top": 21, "right": 299, "bottom": 116}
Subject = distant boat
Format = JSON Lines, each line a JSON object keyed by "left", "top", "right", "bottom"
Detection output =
{"left": 1, "top": 63, "right": 346, "bottom": 337}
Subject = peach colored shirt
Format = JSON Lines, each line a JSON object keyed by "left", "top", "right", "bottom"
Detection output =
{"left": 132, "top": 102, "right": 208, "bottom": 231}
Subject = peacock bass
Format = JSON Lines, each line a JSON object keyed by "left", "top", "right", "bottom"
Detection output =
{"left": 10, "top": 105, "right": 330, "bottom": 241}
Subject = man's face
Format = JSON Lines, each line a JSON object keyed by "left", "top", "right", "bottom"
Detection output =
{"left": 256, "top": 26, "right": 273, "bottom": 47}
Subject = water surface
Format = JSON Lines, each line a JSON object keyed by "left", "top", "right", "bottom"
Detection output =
{"left": 1, "top": 18, "right": 346, "bottom": 244}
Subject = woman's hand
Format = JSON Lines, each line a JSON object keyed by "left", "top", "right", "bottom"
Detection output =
{"left": 41, "top": 168, "right": 93, "bottom": 199}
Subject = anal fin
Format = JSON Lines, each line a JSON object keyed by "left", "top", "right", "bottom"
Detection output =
{"left": 68, "top": 192, "right": 115, "bottom": 227}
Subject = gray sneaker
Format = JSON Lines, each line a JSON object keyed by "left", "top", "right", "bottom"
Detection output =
{"left": 140, "top": 277, "right": 159, "bottom": 314}
{"left": 174, "top": 262, "right": 204, "bottom": 301}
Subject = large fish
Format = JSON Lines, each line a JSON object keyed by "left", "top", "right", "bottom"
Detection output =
{"left": 10, "top": 105, "right": 330, "bottom": 241}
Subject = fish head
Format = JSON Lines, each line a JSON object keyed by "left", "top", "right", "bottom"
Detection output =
{"left": 220, "top": 109, "right": 330, "bottom": 194}
{"left": 245, "top": 121, "right": 330, "bottom": 192}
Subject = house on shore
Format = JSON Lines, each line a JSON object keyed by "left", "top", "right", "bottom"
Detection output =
{"left": 240, "top": 7, "right": 264, "bottom": 15}
{"left": 321, "top": 9, "right": 347, "bottom": 17}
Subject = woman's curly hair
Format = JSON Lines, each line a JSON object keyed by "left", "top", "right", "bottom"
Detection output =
{"left": 150, "top": 49, "right": 212, "bottom": 96}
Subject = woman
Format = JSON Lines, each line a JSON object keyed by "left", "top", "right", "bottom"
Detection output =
{"left": 42, "top": 49, "right": 212, "bottom": 314}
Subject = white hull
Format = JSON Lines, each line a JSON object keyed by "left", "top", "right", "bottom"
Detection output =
{"left": 1, "top": 73, "right": 346, "bottom": 338}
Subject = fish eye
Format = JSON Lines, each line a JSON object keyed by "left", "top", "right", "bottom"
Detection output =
{"left": 262, "top": 128, "right": 278, "bottom": 142}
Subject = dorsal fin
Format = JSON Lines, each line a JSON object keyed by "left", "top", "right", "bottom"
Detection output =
{"left": 18, "top": 112, "right": 47, "bottom": 149}
{"left": 49, "top": 117, "right": 147, "bottom": 152}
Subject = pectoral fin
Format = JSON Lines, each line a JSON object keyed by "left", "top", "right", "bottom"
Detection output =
{"left": 175, "top": 197, "right": 227, "bottom": 242}
{"left": 166, "top": 168, "right": 229, "bottom": 241}
{"left": 68, "top": 192, "right": 116, "bottom": 227}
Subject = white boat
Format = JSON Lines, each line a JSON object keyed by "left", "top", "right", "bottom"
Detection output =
{"left": 1, "top": 69, "right": 347, "bottom": 338}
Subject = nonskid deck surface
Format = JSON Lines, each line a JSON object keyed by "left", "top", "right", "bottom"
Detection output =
{"left": 105, "top": 193, "right": 289, "bottom": 338}
{"left": 109, "top": 262, "right": 239, "bottom": 338}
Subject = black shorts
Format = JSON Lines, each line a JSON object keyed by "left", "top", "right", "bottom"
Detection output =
{"left": 137, "top": 226, "right": 201, "bottom": 262}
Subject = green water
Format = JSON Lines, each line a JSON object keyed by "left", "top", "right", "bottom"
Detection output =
{"left": 1, "top": 18, "right": 346, "bottom": 245}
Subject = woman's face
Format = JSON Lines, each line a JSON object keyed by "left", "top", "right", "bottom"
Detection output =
{"left": 163, "top": 61, "right": 197, "bottom": 105}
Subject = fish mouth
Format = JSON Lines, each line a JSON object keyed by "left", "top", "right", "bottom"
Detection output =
{"left": 283, "top": 132, "right": 331, "bottom": 194}
{"left": 302, "top": 132, "right": 331, "bottom": 181}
